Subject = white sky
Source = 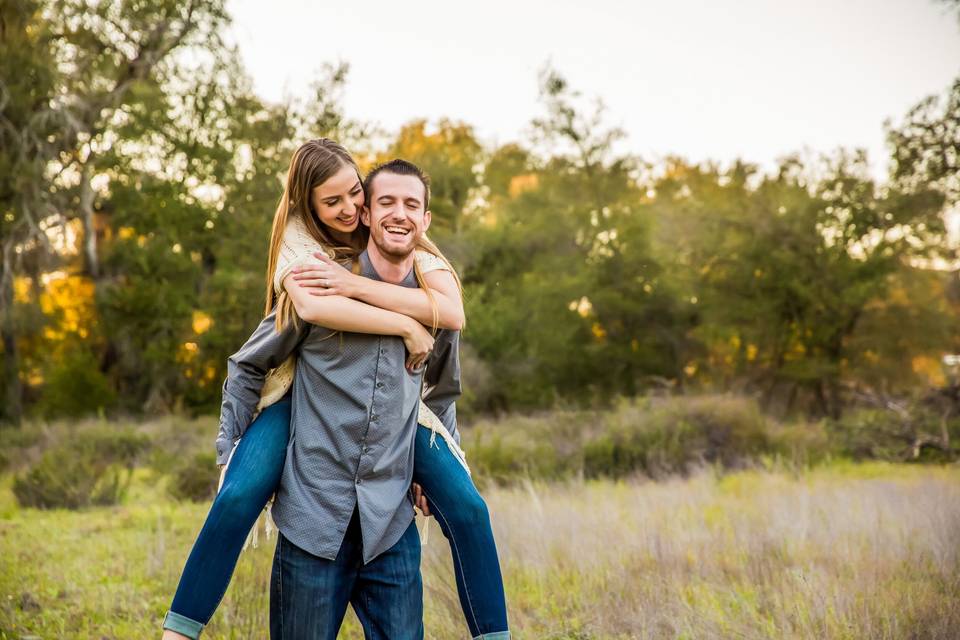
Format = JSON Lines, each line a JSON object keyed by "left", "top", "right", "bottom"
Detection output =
{"left": 227, "top": 0, "right": 960, "bottom": 178}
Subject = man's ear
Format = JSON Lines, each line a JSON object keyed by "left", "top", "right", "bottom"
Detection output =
{"left": 360, "top": 205, "right": 371, "bottom": 226}
{"left": 422, "top": 209, "right": 431, "bottom": 233}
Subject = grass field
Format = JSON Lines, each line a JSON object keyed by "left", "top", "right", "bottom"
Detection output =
{"left": 1, "top": 462, "right": 959, "bottom": 639}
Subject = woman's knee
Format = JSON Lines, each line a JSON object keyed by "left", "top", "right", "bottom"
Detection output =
{"left": 214, "top": 474, "right": 272, "bottom": 524}
{"left": 441, "top": 488, "right": 490, "bottom": 531}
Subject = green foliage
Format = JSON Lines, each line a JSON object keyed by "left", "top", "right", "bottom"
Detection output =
{"left": 167, "top": 452, "right": 219, "bottom": 502}
{"left": 12, "top": 428, "right": 150, "bottom": 509}
{"left": 33, "top": 346, "right": 116, "bottom": 419}
{"left": 583, "top": 396, "right": 773, "bottom": 478}
{"left": 3, "top": 1, "right": 958, "bottom": 426}
{"left": 826, "top": 405, "right": 960, "bottom": 462}
{"left": 465, "top": 395, "right": 776, "bottom": 483}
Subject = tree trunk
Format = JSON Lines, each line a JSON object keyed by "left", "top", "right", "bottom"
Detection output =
{"left": 80, "top": 161, "right": 99, "bottom": 278}
{"left": 0, "top": 238, "right": 22, "bottom": 426}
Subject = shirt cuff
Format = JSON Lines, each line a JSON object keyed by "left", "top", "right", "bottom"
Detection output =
{"left": 215, "top": 436, "right": 235, "bottom": 466}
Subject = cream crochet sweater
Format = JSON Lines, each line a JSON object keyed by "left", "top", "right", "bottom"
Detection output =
{"left": 254, "top": 213, "right": 467, "bottom": 468}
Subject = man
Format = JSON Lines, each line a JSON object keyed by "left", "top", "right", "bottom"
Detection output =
{"left": 221, "top": 159, "right": 460, "bottom": 639}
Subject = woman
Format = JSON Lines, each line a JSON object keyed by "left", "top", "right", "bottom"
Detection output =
{"left": 161, "top": 139, "right": 509, "bottom": 640}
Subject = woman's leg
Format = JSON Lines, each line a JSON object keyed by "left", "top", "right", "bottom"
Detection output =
{"left": 162, "top": 398, "right": 292, "bottom": 640}
{"left": 412, "top": 425, "right": 510, "bottom": 640}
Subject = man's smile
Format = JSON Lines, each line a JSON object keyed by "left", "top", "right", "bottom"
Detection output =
{"left": 384, "top": 224, "right": 411, "bottom": 238}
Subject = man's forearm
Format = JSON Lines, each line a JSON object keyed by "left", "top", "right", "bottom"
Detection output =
{"left": 216, "top": 309, "right": 305, "bottom": 464}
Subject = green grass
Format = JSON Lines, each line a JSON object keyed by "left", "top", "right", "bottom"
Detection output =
{"left": 1, "top": 463, "right": 959, "bottom": 639}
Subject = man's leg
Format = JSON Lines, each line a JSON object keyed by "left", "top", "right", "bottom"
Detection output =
{"left": 350, "top": 519, "right": 424, "bottom": 640}
{"left": 269, "top": 526, "right": 359, "bottom": 640}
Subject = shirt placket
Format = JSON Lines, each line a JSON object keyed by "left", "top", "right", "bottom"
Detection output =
{"left": 355, "top": 337, "right": 387, "bottom": 486}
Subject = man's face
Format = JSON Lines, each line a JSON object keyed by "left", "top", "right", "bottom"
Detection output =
{"left": 361, "top": 172, "right": 431, "bottom": 258}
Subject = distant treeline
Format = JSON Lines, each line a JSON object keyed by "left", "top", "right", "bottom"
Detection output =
{"left": 1, "top": 0, "right": 959, "bottom": 424}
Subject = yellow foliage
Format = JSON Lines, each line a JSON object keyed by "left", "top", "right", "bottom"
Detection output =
{"left": 591, "top": 322, "right": 607, "bottom": 341}
{"left": 13, "top": 277, "right": 32, "bottom": 303}
{"left": 192, "top": 311, "right": 213, "bottom": 335}
{"left": 746, "top": 344, "right": 758, "bottom": 362}
{"left": 38, "top": 273, "right": 96, "bottom": 340}
{"left": 508, "top": 174, "right": 539, "bottom": 198}
{"left": 911, "top": 355, "right": 946, "bottom": 386}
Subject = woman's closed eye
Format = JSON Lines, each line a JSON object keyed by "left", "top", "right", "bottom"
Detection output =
{"left": 325, "top": 188, "right": 361, "bottom": 206}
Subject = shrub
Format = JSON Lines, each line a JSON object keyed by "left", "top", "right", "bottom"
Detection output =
{"left": 168, "top": 452, "right": 219, "bottom": 502}
{"left": 464, "top": 394, "right": 777, "bottom": 483}
{"left": 12, "top": 428, "right": 150, "bottom": 509}
{"left": 0, "top": 426, "right": 44, "bottom": 473}
{"left": 583, "top": 395, "right": 774, "bottom": 479}
{"left": 827, "top": 407, "right": 959, "bottom": 462}
{"left": 32, "top": 347, "right": 117, "bottom": 420}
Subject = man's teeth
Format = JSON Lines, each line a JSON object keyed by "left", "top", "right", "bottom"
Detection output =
{"left": 385, "top": 226, "right": 410, "bottom": 235}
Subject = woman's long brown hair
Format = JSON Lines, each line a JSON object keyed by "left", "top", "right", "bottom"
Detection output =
{"left": 265, "top": 140, "right": 461, "bottom": 333}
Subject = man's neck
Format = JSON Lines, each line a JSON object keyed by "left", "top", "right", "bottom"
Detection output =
{"left": 364, "top": 242, "right": 416, "bottom": 284}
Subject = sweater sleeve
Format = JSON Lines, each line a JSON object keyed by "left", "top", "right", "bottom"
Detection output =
{"left": 414, "top": 250, "right": 449, "bottom": 275}
{"left": 274, "top": 214, "right": 335, "bottom": 294}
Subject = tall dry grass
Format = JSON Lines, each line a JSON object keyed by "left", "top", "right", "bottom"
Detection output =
{"left": 420, "top": 463, "right": 960, "bottom": 639}
{"left": 1, "top": 463, "right": 958, "bottom": 639}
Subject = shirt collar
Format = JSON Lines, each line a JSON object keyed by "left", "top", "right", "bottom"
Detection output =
{"left": 359, "top": 249, "right": 417, "bottom": 287}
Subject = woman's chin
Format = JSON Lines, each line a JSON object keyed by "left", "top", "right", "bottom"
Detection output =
{"left": 328, "top": 219, "right": 359, "bottom": 234}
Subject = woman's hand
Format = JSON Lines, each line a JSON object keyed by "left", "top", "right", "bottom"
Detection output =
{"left": 291, "top": 252, "right": 364, "bottom": 298}
{"left": 403, "top": 319, "right": 434, "bottom": 373}
{"left": 412, "top": 482, "right": 431, "bottom": 517}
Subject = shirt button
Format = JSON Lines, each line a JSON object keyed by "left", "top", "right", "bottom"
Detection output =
{"left": 376, "top": 382, "right": 384, "bottom": 389}
{"left": 356, "top": 477, "right": 363, "bottom": 484}
{"left": 363, "top": 446, "right": 370, "bottom": 454}
{"left": 370, "top": 414, "right": 378, "bottom": 422}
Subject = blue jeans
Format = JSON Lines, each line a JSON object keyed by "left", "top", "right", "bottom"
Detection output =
{"left": 412, "top": 427, "right": 509, "bottom": 639}
{"left": 270, "top": 509, "right": 423, "bottom": 639}
{"left": 164, "top": 399, "right": 292, "bottom": 639}
{"left": 163, "top": 399, "right": 510, "bottom": 640}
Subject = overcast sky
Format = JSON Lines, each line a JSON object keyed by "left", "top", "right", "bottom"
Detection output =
{"left": 226, "top": 0, "right": 959, "bottom": 178}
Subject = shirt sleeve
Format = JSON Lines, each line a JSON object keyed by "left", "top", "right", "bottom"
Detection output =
{"left": 421, "top": 330, "right": 462, "bottom": 445}
{"left": 216, "top": 308, "right": 309, "bottom": 464}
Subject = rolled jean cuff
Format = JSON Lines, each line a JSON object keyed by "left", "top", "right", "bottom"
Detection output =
{"left": 474, "top": 632, "right": 511, "bottom": 640}
{"left": 163, "top": 610, "right": 204, "bottom": 639}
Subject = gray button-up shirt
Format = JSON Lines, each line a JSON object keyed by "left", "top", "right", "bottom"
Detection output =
{"left": 215, "top": 250, "right": 461, "bottom": 563}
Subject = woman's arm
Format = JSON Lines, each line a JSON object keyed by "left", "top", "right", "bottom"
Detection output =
{"left": 290, "top": 253, "right": 465, "bottom": 331}
{"left": 284, "top": 275, "right": 435, "bottom": 370}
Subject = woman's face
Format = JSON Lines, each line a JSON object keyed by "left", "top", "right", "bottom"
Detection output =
{"left": 309, "top": 164, "right": 364, "bottom": 234}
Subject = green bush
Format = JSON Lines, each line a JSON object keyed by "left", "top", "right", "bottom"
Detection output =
{"left": 12, "top": 428, "right": 150, "bottom": 509}
{"left": 827, "top": 407, "right": 959, "bottom": 462}
{"left": 168, "top": 452, "right": 219, "bottom": 502}
{"left": 33, "top": 347, "right": 117, "bottom": 420}
{"left": 464, "top": 394, "right": 777, "bottom": 484}
{"left": 583, "top": 395, "right": 773, "bottom": 478}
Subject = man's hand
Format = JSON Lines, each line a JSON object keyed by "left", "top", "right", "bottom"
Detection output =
{"left": 412, "top": 482, "right": 431, "bottom": 517}
{"left": 292, "top": 252, "right": 363, "bottom": 298}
